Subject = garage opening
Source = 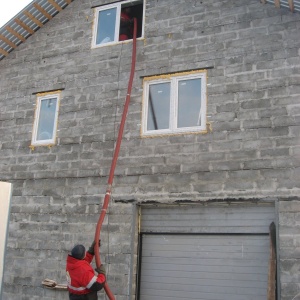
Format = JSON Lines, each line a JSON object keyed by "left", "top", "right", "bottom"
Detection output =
{"left": 137, "top": 203, "right": 276, "bottom": 300}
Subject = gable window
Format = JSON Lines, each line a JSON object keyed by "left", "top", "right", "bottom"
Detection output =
{"left": 31, "top": 92, "right": 60, "bottom": 147}
{"left": 92, "top": 0, "right": 144, "bottom": 48}
{"left": 142, "top": 70, "right": 207, "bottom": 136}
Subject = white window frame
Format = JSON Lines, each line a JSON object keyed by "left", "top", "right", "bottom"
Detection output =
{"left": 142, "top": 71, "right": 207, "bottom": 137}
{"left": 92, "top": 0, "right": 145, "bottom": 48}
{"left": 31, "top": 92, "right": 60, "bottom": 147}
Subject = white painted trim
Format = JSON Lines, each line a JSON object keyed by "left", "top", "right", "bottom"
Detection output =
{"left": 91, "top": 0, "right": 145, "bottom": 49}
{"left": 92, "top": 3, "right": 120, "bottom": 48}
{"left": 0, "top": 182, "right": 12, "bottom": 299}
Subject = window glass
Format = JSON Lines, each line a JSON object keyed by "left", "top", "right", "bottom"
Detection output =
{"left": 96, "top": 8, "right": 117, "bottom": 45}
{"left": 142, "top": 71, "right": 207, "bottom": 136}
{"left": 147, "top": 83, "right": 171, "bottom": 131}
{"left": 177, "top": 78, "right": 202, "bottom": 128}
{"left": 36, "top": 98, "right": 57, "bottom": 141}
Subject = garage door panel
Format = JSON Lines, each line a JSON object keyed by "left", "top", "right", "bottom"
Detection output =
{"left": 140, "top": 287, "right": 265, "bottom": 300}
{"left": 141, "top": 256, "right": 268, "bottom": 268}
{"left": 141, "top": 264, "right": 268, "bottom": 279}
{"left": 141, "top": 224, "right": 270, "bottom": 234}
{"left": 141, "top": 204, "right": 274, "bottom": 234}
{"left": 142, "top": 206, "right": 272, "bottom": 216}
{"left": 142, "top": 236, "right": 268, "bottom": 254}
{"left": 142, "top": 249, "right": 268, "bottom": 260}
{"left": 142, "top": 219, "right": 272, "bottom": 229}
{"left": 141, "top": 281, "right": 268, "bottom": 293}
{"left": 141, "top": 271, "right": 268, "bottom": 283}
{"left": 140, "top": 295, "right": 257, "bottom": 300}
{"left": 140, "top": 234, "right": 270, "bottom": 299}
{"left": 141, "top": 263, "right": 268, "bottom": 277}
{"left": 141, "top": 275, "right": 267, "bottom": 289}
{"left": 142, "top": 235, "right": 268, "bottom": 246}
{"left": 139, "top": 204, "right": 274, "bottom": 300}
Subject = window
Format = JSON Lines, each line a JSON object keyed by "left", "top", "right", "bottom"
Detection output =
{"left": 142, "top": 71, "right": 207, "bottom": 136}
{"left": 92, "top": 0, "right": 144, "bottom": 48}
{"left": 31, "top": 92, "right": 60, "bottom": 146}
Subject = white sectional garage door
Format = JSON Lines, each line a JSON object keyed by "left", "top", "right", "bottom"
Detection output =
{"left": 138, "top": 203, "right": 275, "bottom": 300}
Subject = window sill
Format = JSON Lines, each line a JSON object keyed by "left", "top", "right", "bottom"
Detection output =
{"left": 140, "top": 128, "right": 208, "bottom": 138}
{"left": 29, "top": 142, "right": 56, "bottom": 150}
{"left": 91, "top": 37, "right": 145, "bottom": 49}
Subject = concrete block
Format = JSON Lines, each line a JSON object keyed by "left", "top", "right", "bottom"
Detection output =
{"left": 258, "top": 127, "right": 289, "bottom": 138}
{"left": 1, "top": 0, "right": 300, "bottom": 299}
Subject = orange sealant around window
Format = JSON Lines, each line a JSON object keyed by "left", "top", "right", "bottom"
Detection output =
{"left": 142, "top": 69, "right": 207, "bottom": 82}
{"left": 36, "top": 90, "right": 62, "bottom": 97}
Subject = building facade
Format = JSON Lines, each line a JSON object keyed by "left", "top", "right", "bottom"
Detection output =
{"left": 1, "top": 0, "right": 300, "bottom": 299}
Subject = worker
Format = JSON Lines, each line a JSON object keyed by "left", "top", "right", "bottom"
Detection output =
{"left": 119, "top": 7, "right": 133, "bottom": 41}
{"left": 66, "top": 241, "right": 106, "bottom": 300}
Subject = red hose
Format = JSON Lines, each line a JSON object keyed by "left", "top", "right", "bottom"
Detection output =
{"left": 93, "top": 18, "right": 138, "bottom": 300}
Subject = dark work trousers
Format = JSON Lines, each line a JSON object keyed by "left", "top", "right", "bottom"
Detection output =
{"left": 69, "top": 291, "right": 97, "bottom": 300}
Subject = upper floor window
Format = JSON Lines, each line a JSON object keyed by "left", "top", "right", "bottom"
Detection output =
{"left": 92, "top": 0, "right": 144, "bottom": 48}
{"left": 142, "top": 71, "right": 207, "bottom": 137}
{"left": 31, "top": 92, "right": 60, "bottom": 147}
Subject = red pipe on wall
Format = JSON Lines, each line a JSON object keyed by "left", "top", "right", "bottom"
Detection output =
{"left": 93, "top": 18, "right": 138, "bottom": 300}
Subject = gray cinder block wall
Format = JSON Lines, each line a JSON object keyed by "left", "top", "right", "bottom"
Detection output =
{"left": 0, "top": 0, "right": 300, "bottom": 299}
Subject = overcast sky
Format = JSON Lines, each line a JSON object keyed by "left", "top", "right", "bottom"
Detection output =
{"left": 0, "top": 0, "right": 33, "bottom": 27}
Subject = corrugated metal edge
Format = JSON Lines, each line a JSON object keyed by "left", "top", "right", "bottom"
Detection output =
{"left": 265, "top": 0, "right": 300, "bottom": 13}
{"left": 0, "top": 0, "right": 74, "bottom": 61}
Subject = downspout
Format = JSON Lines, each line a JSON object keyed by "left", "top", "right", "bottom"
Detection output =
{"left": 93, "top": 18, "right": 138, "bottom": 300}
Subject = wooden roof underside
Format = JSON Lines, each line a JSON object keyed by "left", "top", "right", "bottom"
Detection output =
{"left": 262, "top": 0, "right": 300, "bottom": 12}
{"left": 0, "top": 0, "right": 73, "bottom": 61}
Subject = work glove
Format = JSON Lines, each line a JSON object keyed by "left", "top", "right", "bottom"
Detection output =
{"left": 88, "top": 240, "right": 101, "bottom": 255}
{"left": 95, "top": 264, "right": 106, "bottom": 276}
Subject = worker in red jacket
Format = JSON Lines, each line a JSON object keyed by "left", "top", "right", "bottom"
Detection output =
{"left": 66, "top": 241, "right": 106, "bottom": 300}
{"left": 119, "top": 7, "right": 133, "bottom": 41}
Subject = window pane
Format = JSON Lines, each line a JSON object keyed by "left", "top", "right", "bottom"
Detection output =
{"left": 37, "top": 98, "right": 57, "bottom": 141}
{"left": 177, "top": 78, "right": 202, "bottom": 128}
{"left": 147, "top": 83, "right": 170, "bottom": 131}
{"left": 96, "top": 8, "right": 117, "bottom": 44}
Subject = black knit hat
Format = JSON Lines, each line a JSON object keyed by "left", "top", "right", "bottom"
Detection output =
{"left": 71, "top": 244, "right": 86, "bottom": 260}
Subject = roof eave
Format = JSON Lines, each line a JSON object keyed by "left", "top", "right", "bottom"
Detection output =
{"left": 0, "top": 0, "right": 73, "bottom": 61}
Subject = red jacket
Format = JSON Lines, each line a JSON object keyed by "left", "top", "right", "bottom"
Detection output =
{"left": 119, "top": 11, "right": 133, "bottom": 41}
{"left": 66, "top": 252, "right": 106, "bottom": 295}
